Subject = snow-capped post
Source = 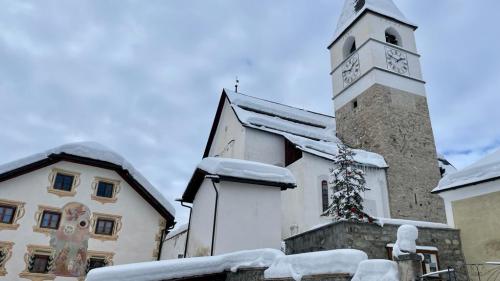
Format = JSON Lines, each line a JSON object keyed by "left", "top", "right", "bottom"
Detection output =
{"left": 393, "top": 225, "right": 423, "bottom": 281}
{"left": 323, "top": 144, "right": 371, "bottom": 222}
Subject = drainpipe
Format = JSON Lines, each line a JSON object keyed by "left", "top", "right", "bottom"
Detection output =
{"left": 176, "top": 199, "right": 193, "bottom": 258}
{"left": 157, "top": 221, "right": 175, "bottom": 261}
{"left": 207, "top": 175, "right": 220, "bottom": 256}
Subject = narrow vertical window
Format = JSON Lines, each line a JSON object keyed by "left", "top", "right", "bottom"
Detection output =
{"left": 321, "top": 180, "right": 329, "bottom": 212}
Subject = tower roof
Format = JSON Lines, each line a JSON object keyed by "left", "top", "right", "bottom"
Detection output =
{"left": 330, "top": 0, "right": 416, "bottom": 47}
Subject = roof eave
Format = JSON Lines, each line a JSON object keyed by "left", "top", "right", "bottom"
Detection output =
{"left": 327, "top": 9, "right": 418, "bottom": 50}
{"left": 0, "top": 153, "right": 175, "bottom": 224}
{"left": 181, "top": 168, "right": 296, "bottom": 203}
{"left": 432, "top": 175, "right": 500, "bottom": 194}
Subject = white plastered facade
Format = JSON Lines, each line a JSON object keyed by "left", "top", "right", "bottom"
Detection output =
{"left": 0, "top": 161, "right": 164, "bottom": 281}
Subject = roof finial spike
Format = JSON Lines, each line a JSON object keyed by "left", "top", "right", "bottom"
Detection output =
{"left": 235, "top": 76, "right": 239, "bottom": 93}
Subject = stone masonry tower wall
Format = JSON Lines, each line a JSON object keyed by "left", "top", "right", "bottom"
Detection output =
{"left": 335, "top": 84, "right": 445, "bottom": 222}
{"left": 329, "top": 0, "right": 446, "bottom": 222}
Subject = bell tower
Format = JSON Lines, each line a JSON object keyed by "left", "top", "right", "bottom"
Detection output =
{"left": 329, "top": 0, "right": 446, "bottom": 222}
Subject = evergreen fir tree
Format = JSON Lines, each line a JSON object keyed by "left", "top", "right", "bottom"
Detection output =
{"left": 324, "top": 144, "right": 371, "bottom": 222}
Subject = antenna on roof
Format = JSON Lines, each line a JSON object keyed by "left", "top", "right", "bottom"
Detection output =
{"left": 234, "top": 76, "right": 239, "bottom": 93}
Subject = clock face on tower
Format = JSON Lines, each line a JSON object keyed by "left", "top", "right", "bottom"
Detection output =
{"left": 385, "top": 47, "right": 409, "bottom": 75}
{"left": 342, "top": 53, "right": 360, "bottom": 86}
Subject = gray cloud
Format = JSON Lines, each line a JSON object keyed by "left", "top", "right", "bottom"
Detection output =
{"left": 1, "top": 0, "right": 499, "bottom": 224}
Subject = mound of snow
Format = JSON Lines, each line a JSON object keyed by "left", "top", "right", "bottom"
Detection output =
{"left": 264, "top": 249, "right": 368, "bottom": 281}
{"left": 392, "top": 225, "right": 418, "bottom": 258}
{"left": 198, "top": 157, "right": 296, "bottom": 185}
{"left": 375, "top": 218, "right": 451, "bottom": 229}
{"left": 351, "top": 260, "right": 399, "bottom": 281}
{"left": 86, "top": 249, "right": 284, "bottom": 281}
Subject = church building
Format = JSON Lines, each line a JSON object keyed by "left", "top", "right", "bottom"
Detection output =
{"left": 167, "top": 1, "right": 467, "bottom": 272}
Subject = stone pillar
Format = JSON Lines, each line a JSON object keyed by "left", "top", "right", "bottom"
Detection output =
{"left": 395, "top": 253, "right": 423, "bottom": 281}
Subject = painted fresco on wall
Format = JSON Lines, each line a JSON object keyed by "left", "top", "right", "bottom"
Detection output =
{"left": 50, "top": 202, "right": 91, "bottom": 277}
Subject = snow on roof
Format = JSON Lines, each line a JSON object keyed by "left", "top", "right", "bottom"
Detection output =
{"left": 85, "top": 248, "right": 284, "bottom": 281}
{"left": 433, "top": 149, "right": 500, "bottom": 193}
{"left": 224, "top": 89, "right": 387, "bottom": 168}
{"left": 331, "top": 0, "right": 416, "bottom": 45}
{"left": 264, "top": 249, "right": 368, "bottom": 280}
{"left": 198, "top": 157, "right": 296, "bottom": 186}
{"left": 351, "top": 260, "right": 399, "bottom": 281}
{"left": 226, "top": 89, "right": 337, "bottom": 142}
{"left": 0, "top": 142, "right": 176, "bottom": 216}
{"left": 166, "top": 224, "right": 188, "bottom": 240}
{"left": 284, "top": 134, "right": 387, "bottom": 168}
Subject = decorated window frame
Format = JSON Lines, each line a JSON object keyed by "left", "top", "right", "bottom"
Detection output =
{"left": 0, "top": 241, "right": 14, "bottom": 276}
{"left": 85, "top": 250, "right": 114, "bottom": 275}
{"left": 47, "top": 168, "right": 81, "bottom": 197}
{"left": 33, "top": 205, "right": 62, "bottom": 235}
{"left": 19, "top": 244, "right": 56, "bottom": 281}
{"left": 91, "top": 177, "right": 121, "bottom": 204}
{"left": 90, "top": 213, "right": 122, "bottom": 241}
{"left": 0, "top": 198, "right": 26, "bottom": 231}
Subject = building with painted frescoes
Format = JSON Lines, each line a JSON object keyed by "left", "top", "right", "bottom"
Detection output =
{"left": 0, "top": 142, "right": 176, "bottom": 281}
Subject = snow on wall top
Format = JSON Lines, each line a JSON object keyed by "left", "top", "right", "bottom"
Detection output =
{"left": 85, "top": 248, "right": 284, "bottom": 281}
{"left": 331, "top": 0, "right": 416, "bottom": 45}
{"left": 224, "top": 89, "right": 387, "bottom": 168}
{"left": 0, "top": 142, "right": 176, "bottom": 216}
{"left": 198, "top": 157, "right": 296, "bottom": 185}
{"left": 434, "top": 149, "right": 500, "bottom": 193}
{"left": 264, "top": 249, "right": 368, "bottom": 281}
{"left": 351, "top": 259, "right": 399, "bottom": 281}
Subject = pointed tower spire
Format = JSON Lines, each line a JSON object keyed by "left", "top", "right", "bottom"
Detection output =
{"left": 332, "top": 0, "right": 415, "bottom": 45}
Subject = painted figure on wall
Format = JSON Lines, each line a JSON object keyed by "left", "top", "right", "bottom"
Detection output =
{"left": 50, "top": 202, "right": 91, "bottom": 277}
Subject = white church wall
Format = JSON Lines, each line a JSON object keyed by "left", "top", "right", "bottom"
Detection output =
{"left": 244, "top": 128, "right": 285, "bottom": 167}
{"left": 186, "top": 179, "right": 216, "bottom": 258}
{"left": 207, "top": 98, "right": 246, "bottom": 159}
{"left": 161, "top": 231, "right": 187, "bottom": 260}
{"left": 0, "top": 161, "right": 163, "bottom": 280}
{"left": 281, "top": 159, "right": 306, "bottom": 238}
{"left": 214, "top": 181, "right": 282, "bottom": 255}
{"left": 281, "top": 153, "right": 390, "bottom": 238}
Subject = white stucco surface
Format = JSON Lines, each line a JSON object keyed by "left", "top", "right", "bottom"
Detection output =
{"left": 161, "top": 230, "right": 187, "bottom": 260}
{"left": 186, "top": 179, "right": 215, "bottom": 258}
{"left": 282, "top": 153, "right": 390, "bottom": 238}
{"left": 0, "top": 161, "right": 164, "bottom": 281}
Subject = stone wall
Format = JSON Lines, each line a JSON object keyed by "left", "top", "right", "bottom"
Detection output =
{"left": 285, "top": 221, "right": 468, "bottom": 280}
{"left": 335, "top": 84, "right": 446, "bottom": 223}
{"left": 163, "top": 268, "right": 352, "bottom": 281}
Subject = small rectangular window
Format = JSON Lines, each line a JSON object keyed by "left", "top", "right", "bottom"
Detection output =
{"left": 353, "top": 99, "right": 358, "bottom": 109}
{"left": 53, "top": 173, "right": 75, "bottom": 192}
{"left": 40, "top": 211, "right": 61, "bottom": 229}
{"left": 95, "top": 219, "right": 115, "bottom": 236}
{"left": 31, "top": 254, "right": 50, "bottom": 273}
{"left": 0, "top": 205, "right": 16, "bottom": 224}
{"left": 88, "top": 257, "right": 107, "bottom": 272}
{"left": 96, "top": 182, "right": 115, "bottom": 198}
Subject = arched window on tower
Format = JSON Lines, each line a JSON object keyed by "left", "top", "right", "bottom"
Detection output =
{"left": 321, "top": 180, "right": 329, "bottom": 212}
{"left": 385, "top": 27, "right": 402, "bottom": 46}
{"left": 343, "top": 36, "right": 357, "bottom": 59}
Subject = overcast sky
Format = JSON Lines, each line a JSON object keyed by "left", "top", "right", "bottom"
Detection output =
{"left": 1, "top": 0, "right": 499, "bottom": 225}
